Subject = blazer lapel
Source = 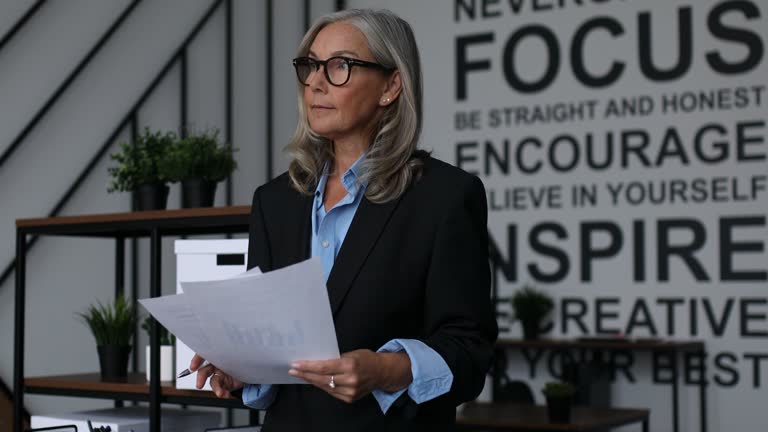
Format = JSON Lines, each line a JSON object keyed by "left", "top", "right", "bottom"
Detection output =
{"left": 290, "top": 193, "right": 313, "bottom": 265}
{"left": 326, "top": 195, "right": 401, "bottom": 316}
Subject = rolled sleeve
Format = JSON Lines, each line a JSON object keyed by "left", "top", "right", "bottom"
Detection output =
{"left": 242, "top": 384, "right": 278, "bottom": 410}
{"left": 372, "top": 338, "right": 453, "bottom": 414}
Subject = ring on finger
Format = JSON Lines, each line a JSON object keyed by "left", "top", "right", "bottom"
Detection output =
{"left": 329, "top": 374, "right": 336, "bottom": 389}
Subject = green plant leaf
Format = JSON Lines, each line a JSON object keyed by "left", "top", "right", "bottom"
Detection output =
{"left": 141, "top": 315, "right": 175, "bottom": 345}
{"left": 511, "top": 285, "right": 554, "bottom": 322}
{"left": 107, "top": 128, "right": 176, "bottom": 192}
{"left": 76, "top": 295, "right": 137, "bottom": 346}
{"left": 159, "top": 128, "right": 238, "bottom": 183}
{"left": 542, "top": 381, "right": 576, "bottom": 397}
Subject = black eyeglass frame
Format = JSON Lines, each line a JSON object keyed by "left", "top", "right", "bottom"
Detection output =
{"left": 292, "top": 56, "right": 395, "bottom": 86}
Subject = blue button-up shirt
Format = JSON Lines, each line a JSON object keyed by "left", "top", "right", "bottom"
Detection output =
{"left": 244, "top": 154, "right": 453, "bottom": 413}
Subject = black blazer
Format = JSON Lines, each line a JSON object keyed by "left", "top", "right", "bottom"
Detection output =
{"left": 246, "top": 155, "right": 498, "bottom": 431}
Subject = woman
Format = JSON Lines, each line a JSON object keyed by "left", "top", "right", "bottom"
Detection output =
{"left": 189, "top": 8, "right": 497, "bottom": 431}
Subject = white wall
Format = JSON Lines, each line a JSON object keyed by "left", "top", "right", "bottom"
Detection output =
{"left": 0, "top": 0, "right": 335, "bottom": 420}
{"left": 348, "top": 1, "right": 767, "bottom": 431}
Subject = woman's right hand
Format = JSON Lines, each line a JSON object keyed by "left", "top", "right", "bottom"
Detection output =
{"left": 190, "top": 354, "right": 244, "bottom": 398}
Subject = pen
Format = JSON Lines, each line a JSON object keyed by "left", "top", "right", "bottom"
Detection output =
{"left": 177, "top": 359, "right": 211, "bottom": 378}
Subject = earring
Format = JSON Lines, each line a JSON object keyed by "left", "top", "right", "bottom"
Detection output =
{"left": 382, "top": 98, "right": 390, "bottom": 104}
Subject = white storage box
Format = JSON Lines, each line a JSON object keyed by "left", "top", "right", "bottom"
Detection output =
{"left": 32, "top": 407, "right": 220, "bottom": 432}
{"left": 175, "top": 239, "right": 249, "bottom": 390}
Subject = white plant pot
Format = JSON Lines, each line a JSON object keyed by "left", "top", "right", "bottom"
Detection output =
{"left": 145, "top": 345, "right": 174, "bottom": 382}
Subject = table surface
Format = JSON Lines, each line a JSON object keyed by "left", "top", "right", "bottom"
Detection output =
{"left": 457, "top": 402, "right": 649, "bottom": 431}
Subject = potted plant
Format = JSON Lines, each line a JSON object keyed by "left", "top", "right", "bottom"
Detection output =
{"left": 77, "top": 295, "right": 136, "bottom": 381}
{"left": 141, "top": 316, "right": 175, "bottom": 382}
{"left": 542, "top": 381, "right": 576, "bottom": 423}
{"left": 107, "top": 128, "right": 175, "bottom": 211}
{"left": 161, "top": 128, "right": 237, "bottom": 208}
{"left": 511, "top": 285, "right": 553, "bottom": 340}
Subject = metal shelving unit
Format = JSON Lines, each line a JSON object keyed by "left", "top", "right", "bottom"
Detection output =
{"left": 495, "top": 337, "right": 708, "bottom": 432}
{"left": 14, "top": 206, "right": 251, "bottom": 432}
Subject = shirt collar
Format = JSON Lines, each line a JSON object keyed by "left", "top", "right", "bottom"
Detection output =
{"left": 314, "top": 153, "right": 368, "bottom": 208}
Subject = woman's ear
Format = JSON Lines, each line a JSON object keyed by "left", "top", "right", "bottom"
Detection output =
{"left": 379, "top": 70, "right": 403, "bottom": 106}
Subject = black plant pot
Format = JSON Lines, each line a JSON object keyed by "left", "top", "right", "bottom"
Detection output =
{"left": 546, "top": 396, "right": 572, "bottom": 423}
{"left": 521, "top": 318, "right": 540, "bottom": 340}
{"left": 181, "top": 178, "right": 217, "bottom": 208}
{"left": 97, "top": 345, "right": 131, "bottom": 381}
{"left": 133, "top": 184, "right": 169, "bottom": 211}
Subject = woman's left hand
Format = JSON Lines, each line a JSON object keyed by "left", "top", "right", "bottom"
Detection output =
{"left": 289, "top": 349, "right": 412, "bottom": 403}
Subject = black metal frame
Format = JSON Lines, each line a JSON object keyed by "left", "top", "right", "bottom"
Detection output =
{"left": 225, "top": 0, "right": 234, "bottom": 207}
{"left": 180, "top": 47, "right": 189, "bottom": 217}
{"left": 149, "top": 229, "right": 162, "bottom": 430}
{"left": 130, "top": 114, "right": 140, "bottom": 378}
{"left": 266, "top": 0, "right": 273, "bottom": 180}
{"left": 180, "top": 49, "right": 188, "bottom": 139}
{"left": 114, "top": 236, "right": 127, "bottom": 409}
{"left": 13, "top": 228, "right": 26, "bottom": 432}
{"left": 0, "top": 357, "right": 30, "bottom": 424}
{"left": 14, "top": 209, "right": 251, "bottom": 432}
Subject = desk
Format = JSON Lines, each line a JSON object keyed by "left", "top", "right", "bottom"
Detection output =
{"left": 457, "top": 402, "right": 649, "bottom": 431}
{"left": 496, "top": 338, "right": 706, "bottom": 432}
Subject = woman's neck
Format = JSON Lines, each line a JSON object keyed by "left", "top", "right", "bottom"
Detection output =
{"left": 332, "top": 138, "right": 369, "bottom": 175}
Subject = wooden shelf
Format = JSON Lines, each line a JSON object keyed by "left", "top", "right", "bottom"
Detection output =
{"left": 497, "top": 337, "right": 705, "bottom": 351}
{"left": 457, "top": 402, "right": 649, "bottom": 431}
{"left": 25, "top": 373, "right": 243, "bottom": 408}
{"left": 16, "top": 205, "right": 251, "bottom": 237}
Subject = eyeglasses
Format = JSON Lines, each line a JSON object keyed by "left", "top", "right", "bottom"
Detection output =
{"left": 292, "top": 56, "right": 394, "bottom": 86}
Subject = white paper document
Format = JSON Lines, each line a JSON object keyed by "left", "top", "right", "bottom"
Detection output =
{"left": 139, "top": 257, "right": 339, "bottom": 384}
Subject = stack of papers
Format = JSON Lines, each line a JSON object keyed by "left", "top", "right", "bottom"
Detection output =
{"left": 139, "top": 257, "right": 339, "bottom": 384}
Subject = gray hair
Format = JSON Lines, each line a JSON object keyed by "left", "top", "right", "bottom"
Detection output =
{"left": 286, "top": 9, "right": 424, "bottom": 203}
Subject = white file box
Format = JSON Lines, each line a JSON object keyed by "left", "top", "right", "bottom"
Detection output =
{"left": 175, "top": 239, "right": 249, "bottom": 390}
{"left": 32, "top": 407, "right": 220, "bottom": 432}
